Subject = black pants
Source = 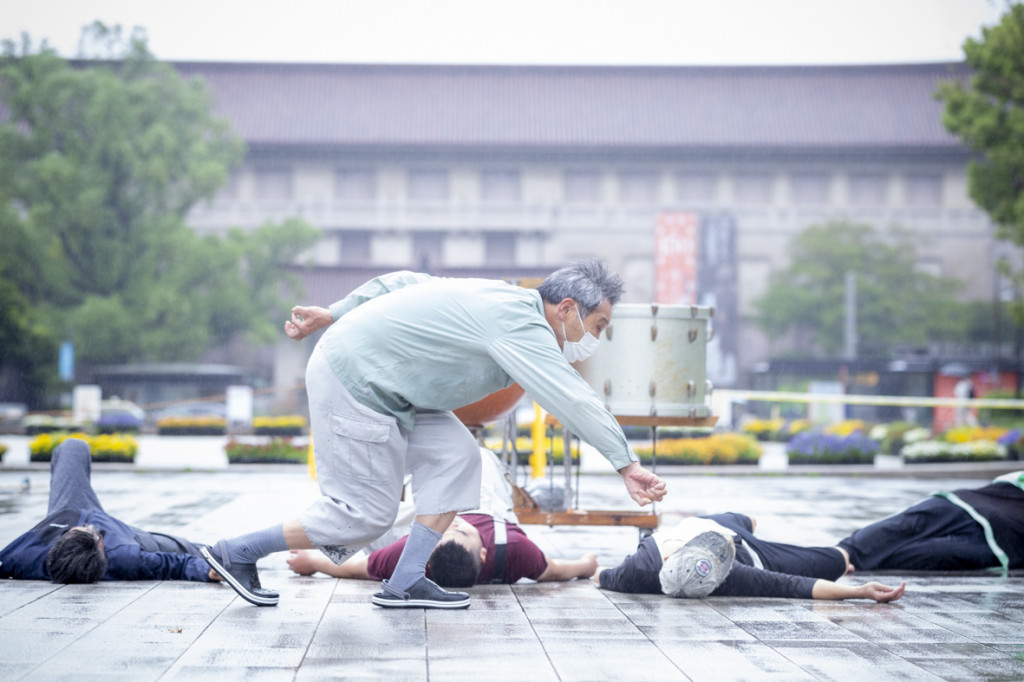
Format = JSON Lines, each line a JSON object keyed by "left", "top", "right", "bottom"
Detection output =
{"left": 838, "top": 496, "right": 995, "bottom": 571}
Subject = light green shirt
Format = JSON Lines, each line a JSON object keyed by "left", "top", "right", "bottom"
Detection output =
{"left": 321, "top": 271, "right": 637, "bottom": 470}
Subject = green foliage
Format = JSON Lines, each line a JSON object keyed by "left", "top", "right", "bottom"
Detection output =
{"left": 754, "top": 222, "right": 971, "bottom": 356}
{"left": 937, "top": 5, "right": 1024, "bottom": 246}
{"left": 937, "top": 5, "right": 1024, "bottom": 328}
{"left": 0, "top": 24, "right": 319, "bottom": 379}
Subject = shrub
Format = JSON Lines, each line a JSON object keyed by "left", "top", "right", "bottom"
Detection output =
{"left": 633, "top": 433, "right": 762, "bottom": 466}
{"left": 252, "top": 415, "right": 306, "bottom": 436}
{"left": 742, "top": 418, "right": 784, "bottom": 441}
{"left": 96, "top": 412, "right": 142, "bottom": 434}
{"left": 786, "top": 431, "right": 877, "bottom": 464}
{"left": 823, "top": 419, "right": 868, "bottom": 437}
{"left": 225, "top": 438, "right": 307, "bottom": 464}
{"left": 870, "top": 421, "right": 930, "bottom": 455}
{"left": 998, "top": 429, "right": 1024, "bottom": 460}
{"left": 901, "top": 439, "right": 1006, "bottom": 463}
{"left": 157, "top": 416, "right": 226, "bottom": 436}
{"left": 0, "top": 441, "right": 7, "bottom": 458}
{"left": 30, "top": 432, "right": 138, "bottom": 463}
{"left": 941, "top": 425, "right": 1008, "bottom": 444}
{"left": 23, "top": 414, "right": 77, "bottom": 435}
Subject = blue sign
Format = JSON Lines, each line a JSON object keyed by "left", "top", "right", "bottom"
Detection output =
{"left": 59, "top": 342, "right": 74, "bottom": 382}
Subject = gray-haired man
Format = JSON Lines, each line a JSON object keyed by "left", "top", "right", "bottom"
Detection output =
{"left": 203, "top": 259, "right": 667, "bottom": 609}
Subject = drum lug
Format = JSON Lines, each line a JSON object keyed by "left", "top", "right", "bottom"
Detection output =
{"left": 688, "top": 328, "right": 698, "bottom": 343}
{"left": 606, "top": 325, "right": 613, "bottom": 341}
{"left": 690, "top": 305, "right": 698, "bottom": 318}
{"left": 705, "top": 380, "right": 714, "bottom": 399}
{"left": 707, "top": 325, "right": 715, "bottom": 342}
{"left": 651, "top": 324, "right": 658, "bottom": 341}
{"left": 686, "top": 380, "right": 696, "bottom": 398}
{"left": 649, "top": 380, "right": 657, "bottom": 397}
{"left": 603, "top": 379, "right": 612, "bottom": 396}
{"left": 650, "top": 304, "right": 659, "bottom": 317}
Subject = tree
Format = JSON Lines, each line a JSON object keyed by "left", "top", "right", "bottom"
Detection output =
{"left": 937, "top": 4, "right": 1024, "bottom": 245}
{"left": 0, "top": 25, "right": 319, "bottom": 394}
{"left": 754, "top": 222, "right": 973, "bottom": 357}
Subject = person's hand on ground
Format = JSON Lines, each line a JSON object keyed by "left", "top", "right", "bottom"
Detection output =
{"left": 861, "top": 581, "right": 905, "bottom": 603}
{"left": 286, "top": 549, "right": 319, "bottom": 576}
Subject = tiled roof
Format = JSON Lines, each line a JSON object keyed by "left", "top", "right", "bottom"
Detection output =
{"left": 173, "top": 61, "right": 970, "bottom": 151}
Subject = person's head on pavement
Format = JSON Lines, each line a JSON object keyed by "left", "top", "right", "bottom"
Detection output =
{"left": 428, "top": 516, "right": 485, "bottom": 587}
{"left": 46, "top": 524, "right": 107, "bottom": 583}
{"left": 659, "top": 531, "right": 736, "bottom": 598}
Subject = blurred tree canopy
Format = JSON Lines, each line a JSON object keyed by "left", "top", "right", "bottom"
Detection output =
{"left": 937, "top": 4, "right": 1024, "bottom": 246}
{"left": 0, "top": 24, "right": 319, "bottom": 402}
{"left": 754, "top": 222, "right": 976, "bottom": 357}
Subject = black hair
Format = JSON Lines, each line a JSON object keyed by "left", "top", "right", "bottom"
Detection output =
{"left": 45, "top": 529, "right": 107, "bottom": 583}
{"left": 536, "top": 258, "right": 625, "bottom": 316}
{"left": 428, "top": 541, "right": 482, "bottom": 588}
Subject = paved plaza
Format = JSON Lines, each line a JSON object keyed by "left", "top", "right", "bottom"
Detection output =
{"left": 0, "top": 439, "right": 1022, "bottom": 681}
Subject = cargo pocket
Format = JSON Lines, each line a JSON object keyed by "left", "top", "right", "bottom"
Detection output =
{"left": 330, "top": 414, "right": 390, "bottom": 481}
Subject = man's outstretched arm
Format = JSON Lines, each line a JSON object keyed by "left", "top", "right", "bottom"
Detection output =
{"left": 287, "top": 550, "right": 371, "bottom": 579}
{"left": 536, "top": 553, "right": 598, "bottom": 582}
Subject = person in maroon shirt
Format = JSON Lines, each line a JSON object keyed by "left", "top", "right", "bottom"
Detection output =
{"left": 287, "top": 513, "right": 596, "bottom": 585}
{"left": 287, "top": 448, "right": 597, "bottom": 586}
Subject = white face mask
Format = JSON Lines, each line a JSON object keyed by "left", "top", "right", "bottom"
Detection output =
{"left": 561, "top": 304, "right": 600, "bottom": 363}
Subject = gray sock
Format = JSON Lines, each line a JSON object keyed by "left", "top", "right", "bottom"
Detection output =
{"left": 223, "top": 524, "right": 288, "bottom": 565}
{"left": 387, "top": 522, "right": 442, "bottom": 592}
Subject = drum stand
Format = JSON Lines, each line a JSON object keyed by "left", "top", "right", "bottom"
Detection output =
{"left": 508, "top": 412, "right": 717, "bottom": 538}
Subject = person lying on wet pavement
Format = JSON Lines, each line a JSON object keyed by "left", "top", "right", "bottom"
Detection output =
{"left": 0, "top": 438, "right": 221, "bottom": 584}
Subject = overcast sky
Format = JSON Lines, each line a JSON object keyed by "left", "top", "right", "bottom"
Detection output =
{"left": 0, "top": 0, "right": 1010, "bottom": 66}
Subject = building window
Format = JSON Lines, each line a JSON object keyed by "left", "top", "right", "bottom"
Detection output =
{"left": 734, "top": 173, "right": 772, "bottom": 205}
{"left": 413, "top": 231, "right": 445, "bottom": 270}
{"left": 255, "top": 167, "right": 292, "bottom": 201}
{"left": 905, "top": 173, "right": 942, "bottom": 206}
{"left": 619, "top": 171, "right": 659, "bottom": 204}
{"left": 480, "top": 170, "right": 520, "bottom": 203}
{"left": 335, "top": 169, "right": 376, "bottom": 201}
{"left": 408, "top": 169, "right": 449, "bottom": 201}
{"left": 675, "top": 172, "right": 715, "bottom": 203}
{"left": 564, "top": 170, "right": 601, "bottom": 204}
{"left": 339, "top": 231, "right": 372, "bottom": 264}
{"left": 485, "top": 232, "right": 516, "bottom": 265}
{"left": 790, "top": 173, "right": 829, "bottom": 205}
{"left": 848, "top": 173, "right": 887, "bottom": 205}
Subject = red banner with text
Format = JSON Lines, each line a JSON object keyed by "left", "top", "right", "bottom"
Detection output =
{"left": 655, "top": 212, "right": 699, "bottom": 304}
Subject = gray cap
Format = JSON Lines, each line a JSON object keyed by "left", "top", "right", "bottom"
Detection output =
{"left": 659, "top": 530, "right": 736, "bottom": 598}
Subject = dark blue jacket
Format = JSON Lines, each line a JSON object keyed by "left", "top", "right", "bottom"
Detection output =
{"left": 0, "top": 508, "right": 212, "bottom": 582}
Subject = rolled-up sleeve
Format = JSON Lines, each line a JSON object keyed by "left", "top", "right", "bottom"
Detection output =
{"left": 328, "top": 271, "right": 434, "bottom": 321}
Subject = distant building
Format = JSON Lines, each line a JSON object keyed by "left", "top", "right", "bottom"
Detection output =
{"left": 172, "top": 61, "right": 994, "bottom": 405}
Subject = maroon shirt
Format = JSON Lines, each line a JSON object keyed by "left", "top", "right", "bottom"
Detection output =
{"left": 367, "top": 513, "right": 548, "bottom": 583}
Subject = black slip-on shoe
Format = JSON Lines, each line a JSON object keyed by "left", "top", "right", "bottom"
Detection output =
{"left": 202, "top": 544, "right": 279, "bottom": 607}
{"left": 371, "top": 576, "right": 470, "bottom": 609}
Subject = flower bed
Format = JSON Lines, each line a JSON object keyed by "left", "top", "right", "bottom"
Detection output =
{"left": 900, "top": 439, "right": 1006, "bottom": 463}
{"left": 157, "top": 416, "right": 227, "bottom": 436}
{"left": 30, "top": 432, "right": 138, "bottom": 463}
{"left": 252, "top": 415, "right": 306, "bottom": 437}
{"left": 741, "top": 418, "right": 811, "bottom": 442}
{"left": 786, "top": 431, "right": 877, "bottom": 464}
{"left": 224, "top": 438, "right": 307, "bottom": 464}
{"left": 634, "top": 433, "right": 762, "bottom": 465}
{"left": 22, "top": 414, "right": 78, "bottom": 435}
